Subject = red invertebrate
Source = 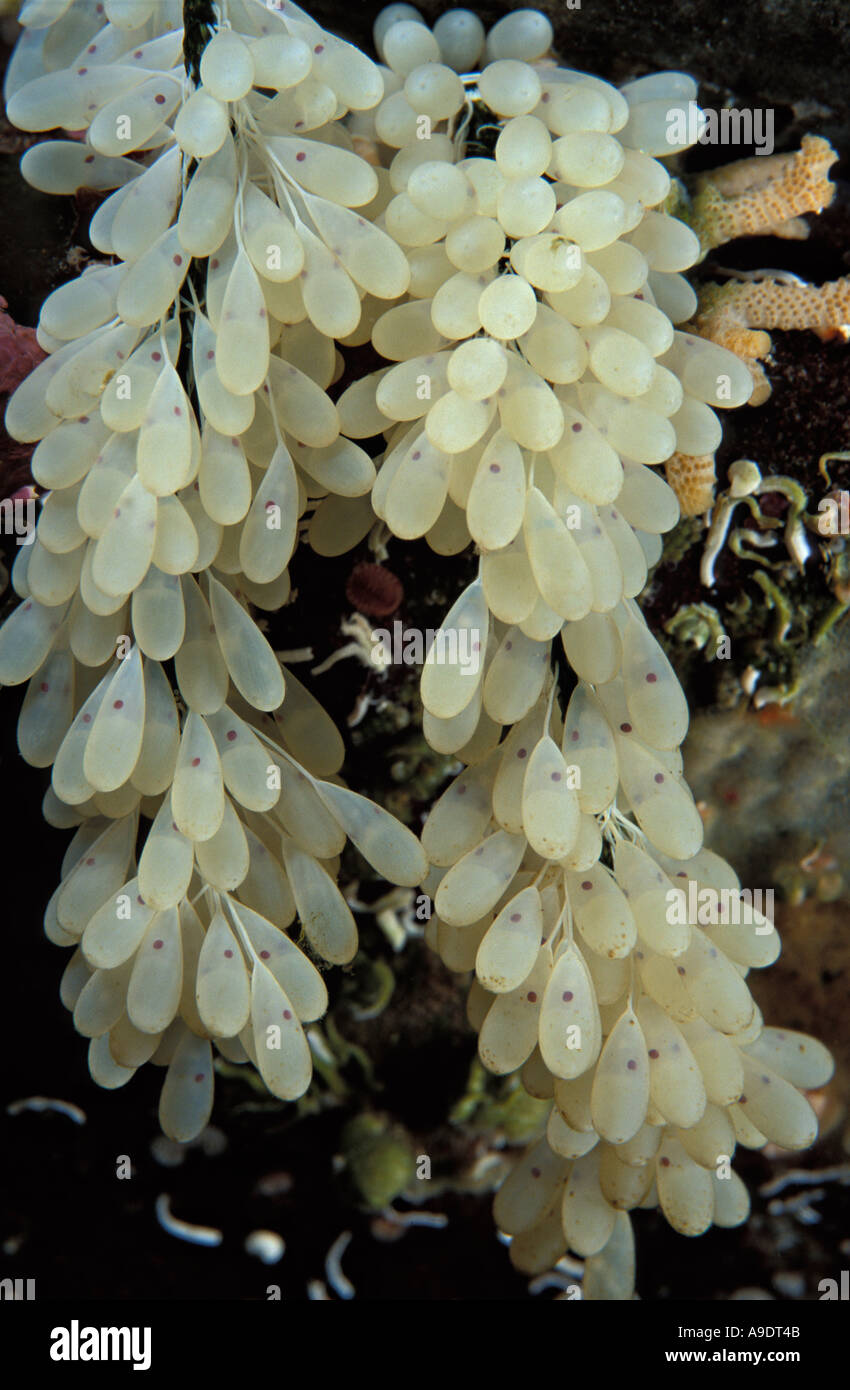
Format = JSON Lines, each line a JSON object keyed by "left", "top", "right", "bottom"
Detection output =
{"left": 345, "top": 561, "right": 404, "bottom": 618}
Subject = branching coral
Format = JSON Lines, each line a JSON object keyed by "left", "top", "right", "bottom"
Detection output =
{"left": 0, "top": 0, "right": 834, "bottom": 1301}
{"left": 690, "top": 274, "right": 850, "bottom": 408}
{"left": 687, "top": 135, "right": 839, "bottom": 255}
{"left": 663, "top": 135, "right": 849, "bottom": 514}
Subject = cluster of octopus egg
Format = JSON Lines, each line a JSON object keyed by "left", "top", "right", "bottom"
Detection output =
{"left": 1, "top": 0, "right": 426, "bottom": 1141}
{"left": 1, "top": 0, "right": 834, "bottom": 1300}
{"left": 358, "top": 6, "right": 833, "bottom": 1297}
{"left": 338, "top": 2, "right": 757, "bottom": 586}
{"left": 418, "top": 634, "right": 833, "bottom": 1295}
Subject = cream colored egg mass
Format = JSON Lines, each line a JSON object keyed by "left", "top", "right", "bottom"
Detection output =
{"left": 0, "top": 0, "right": 830, "bottom": 1303}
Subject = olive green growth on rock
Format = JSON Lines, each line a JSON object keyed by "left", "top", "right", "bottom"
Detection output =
{"left": 451, "top": 1060, "right": 550, "bottom": 1144}
{"left": 341, "top": 1114, "right": 418, "bottom": 1211}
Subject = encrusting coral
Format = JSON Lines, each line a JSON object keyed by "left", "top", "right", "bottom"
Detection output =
{"left": 0, "top": 0, "right": 834, "bottom": 1301}
{"left": 663, "top": 449, "right": 718, "bottom": 518}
